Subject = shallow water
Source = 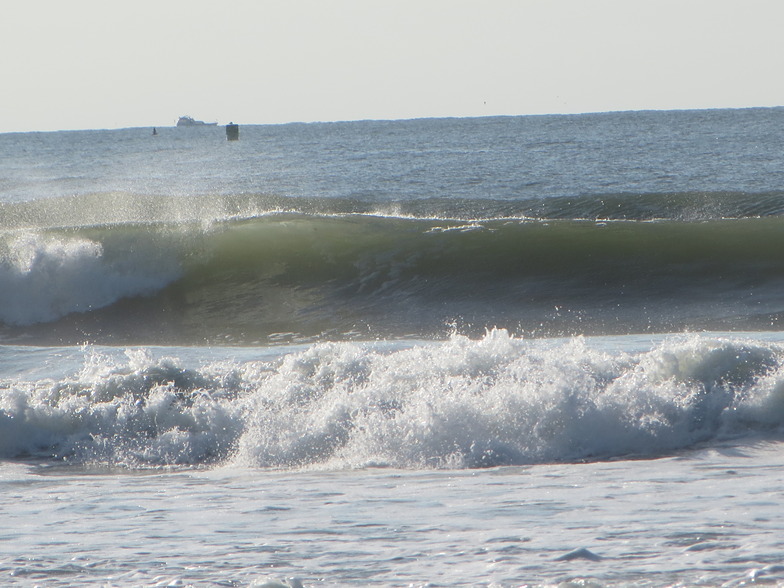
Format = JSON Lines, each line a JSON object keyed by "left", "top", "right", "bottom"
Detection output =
{"left": 3, "top": 440, "right": 783, "bottom": 587}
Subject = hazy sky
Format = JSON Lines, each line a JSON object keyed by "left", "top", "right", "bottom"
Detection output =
{"left": 2, "top": 0, "right": 783, "bottom": 132}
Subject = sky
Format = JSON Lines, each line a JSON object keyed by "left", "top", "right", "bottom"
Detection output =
{"left": 2, "top": 0, "right": 784, "bottom": 133}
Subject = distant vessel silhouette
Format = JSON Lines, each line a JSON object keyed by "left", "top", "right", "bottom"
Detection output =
{"left": 176, "top": 116, "right": 217, "bottom": 127}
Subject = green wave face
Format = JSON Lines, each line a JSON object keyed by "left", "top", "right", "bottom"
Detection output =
{"left": 3, "top": 205, "right": 784, "bottom": 345}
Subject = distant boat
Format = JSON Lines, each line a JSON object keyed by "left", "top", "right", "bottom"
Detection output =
{"left": 176, "top": 116, "right": 217, "bottom": 127}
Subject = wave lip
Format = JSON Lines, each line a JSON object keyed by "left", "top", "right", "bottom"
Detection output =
{"left": 2, "top": 331, "right": 783, "bottom": 469}
{"left": 4, "top": 189, "right": 784, "bottom": 232}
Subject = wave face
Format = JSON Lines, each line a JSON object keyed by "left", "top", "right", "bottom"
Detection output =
{"left": 2, "top": 331, "right": 784, "bottom": 469}
{"left": 3, "top": 192, "right": 784, "bottom": 345}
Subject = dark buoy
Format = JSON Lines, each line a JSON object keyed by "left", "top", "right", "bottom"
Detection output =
{"left": 226, "top": 122, "right": 239, "bottom": 141}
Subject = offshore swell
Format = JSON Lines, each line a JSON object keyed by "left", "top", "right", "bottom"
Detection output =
{"left": 2, "top": 191, "right": 784, "bottom": 345}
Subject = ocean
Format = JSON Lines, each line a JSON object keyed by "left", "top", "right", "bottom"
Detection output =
{"left": 1, "top": 108, "right": 784, "bottom": 587}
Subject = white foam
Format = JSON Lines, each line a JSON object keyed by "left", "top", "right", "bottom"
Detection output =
{"left": 2, "top": 331, "right": 784, "bottom": 468}
{"left": 221, "top": 331, "right": 784, "bottom": 468}
{"left": 0, "top": 231, "right": 181, "bottom": 325}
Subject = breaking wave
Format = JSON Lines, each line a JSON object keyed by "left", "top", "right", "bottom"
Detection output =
{"left": 2, "top": 331, "right": 784, "bottom": 469}
{"left": 2, "top": 199, "right": 784, "bottom": 344}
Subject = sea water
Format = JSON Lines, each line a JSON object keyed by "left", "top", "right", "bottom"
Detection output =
{"left": 2, "top": 109, "right": 784, "bottom": 586}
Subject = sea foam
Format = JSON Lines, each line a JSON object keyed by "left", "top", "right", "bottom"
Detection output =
{"left": 0, "top": 231, "right": 181, "bottom": 326}
{"left": 1, "top": 330, "right": 783, "bottom": 469}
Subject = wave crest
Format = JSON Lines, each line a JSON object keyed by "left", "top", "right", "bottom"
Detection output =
{"left": 4, "top": 213, "right": 784, "bottom": 342}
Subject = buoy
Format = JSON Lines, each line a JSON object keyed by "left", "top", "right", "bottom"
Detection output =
{"left": 226, "top": 123, "right": 239, "bottom": 141}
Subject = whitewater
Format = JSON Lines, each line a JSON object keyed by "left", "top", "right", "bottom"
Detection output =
{"left": 2, "top": 108, "right": 784, "bottom": 587}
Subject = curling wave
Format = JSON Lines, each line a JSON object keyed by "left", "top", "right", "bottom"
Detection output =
{"left": 3, "top": 209, "right": 784, "bottom": 344}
